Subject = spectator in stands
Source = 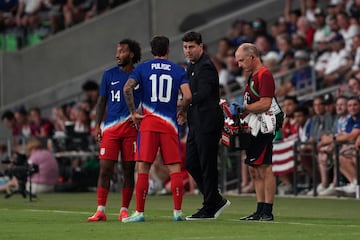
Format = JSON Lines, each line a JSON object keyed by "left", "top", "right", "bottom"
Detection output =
{"left": 355, "top": 130, "right": 360, "bottom": 149}
{"left": 323, "top": 92, "right": 336, "bottom": 117}
{"left": 275, "top": 50, "right": 312, "bottom": 96}
{"left": 283, "top": 0, "right": 301, "bottom": 35}
{"left": 303, "top": 95, "right": 335, "bottom": 195}
{"left": 211, "top": 56, "right": 229, "bottom": 98}
{"left": 47, "top": 0, "right": 66, "bottom": 34}
{"left": 301, "top": 0, "right": 318, "bottom": 25}
{"left": 1, "top": 110, "right": 21, "bottom": 137}
{"left": 273, "top": 95, "right": 299, "bottom": 194}
{"left": 290, "top": 50, "right": 313, "bottom": 94}
{"left": 261, "top": 51, "right": 280, "bottom": 73}
{"left": 214, "top": 37, "right": 232, "bottom": 66}
{"left": 50, "top": 104, "right": 70, "bottom": 134}
{"left": 226, "top": 18, "right": 247, "bottom": 47}
{"left": 224, "top": 47, "right": 244, "bottom": 90}
{"left": 316, "top": 95, "right": 349, "bottom": 196}
{"left": 255, "top": 34, "right": 275, "bottom": 58}
{"left": 72, "top": 103, "right": 91, "bottom": 133}
{"left": 242, "top": 21, "right": 256, "bottom": 44}
{"left": 313, "top": 36, "right": 331, "bottom": 76}
{"left": 293, "top": 105, "right": 314, "bottom": 186}
{"left": 345, "top": 34, "right": 360, "bottom": 78}
{"left": 318, "top": 32, "right": 352, "bottom": 87}
{"left": 346, "top": 76, "right": 360, "bottom": 97}
{"left": 62, "top": 0, "right": 93, "bottom": 28}
{"left": 275, "top": 33, "right": 293, "bottom": 60}
{"left": 309, "top": 95, "right": 335, "bottom": 143}
{"left": 279, "top": 50, "right": 295, "bottom": 73}
{"left": 13, "top": 105, "right": 36, "bottom": 138}
{"left": 336, "top": 11, "right": 360, "bottom": 52}
{"left": 252, "top": 18, "right": 268, "bottom": 37}
{"left": 0, "top": 175, "right": 18, "bottom": 194}
{"left": 15, "top": 0, "right": 49, "bottom": 31}
{"left": 0, "top": 0, "right": 18, "bottom": 32}
{"left": 313, "top": 7, "right": 333, "bottom": 48}
{"left": 327, "top": 14, "right": 340, "bottom": 33}
{"left": 328, "top": 96, "right": 360, "bottom": 196}
{"left": 29, "top": 107, "right": 54, "bottom": 137}
{"left": 291, "top": 32, "right": 309, "bottom": 51}
{"left": 270, "top": 17, "right": 289, "bottom": 37}
{"left": 348, "top": 0, "right": 360, "bottom": 20}
{"left": 25, "top": 137, "right": 59, "bottom": 194}
{"left": 83, "top": 0, "right": 111, "bottom": 19}
{"left": 82, "top": 79, "right": 99, "bottom": 110}
{"left": 296, "top": 16, "right": 315, "bottom": 48}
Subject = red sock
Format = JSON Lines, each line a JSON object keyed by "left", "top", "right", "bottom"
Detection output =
{"left": 122, "top": 187, "right": 134, "bottom": 209}
{"left": 97, "top": 187, "right": 109, "bottom": 206}
{"left": 135, "top": 173, "right": 149, "bottom": 212}
{"left": 170, "top": 172, "right": 184, "bottom": 210}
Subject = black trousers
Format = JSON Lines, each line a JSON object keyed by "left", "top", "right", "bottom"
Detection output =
{"left": 185, "top": 127, "right": 222, "bottom": 210}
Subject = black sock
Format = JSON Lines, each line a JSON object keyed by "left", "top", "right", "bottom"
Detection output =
{"left": 262, "top": 203, "right": 273, "bottom": 215}
{"left": 256, "top": 202, "right": 265, "bottom": 214}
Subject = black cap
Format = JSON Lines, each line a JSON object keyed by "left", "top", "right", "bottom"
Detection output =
{"left": 323, "top": 93, "right": 335, "bottom": 104}
{"left": 314, "top": 8, "right": 326, "bottom": 17}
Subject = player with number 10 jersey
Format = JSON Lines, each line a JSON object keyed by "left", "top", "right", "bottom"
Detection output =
{"left": 130, "top": 59, "right": 189, "bottom": 136}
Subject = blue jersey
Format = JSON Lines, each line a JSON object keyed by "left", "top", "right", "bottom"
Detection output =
{"left": 345, "top": 113, "right": 360, "bottom": 133}
{"left": 130, "top": 58, "right": 189, "bottom": 134}
{"left": 100, "top": 66, "right": 141, "bottom": 129}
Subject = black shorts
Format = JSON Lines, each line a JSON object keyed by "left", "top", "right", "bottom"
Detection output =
{"left": 245, "top": 132, "right": 274, "bottom": 166}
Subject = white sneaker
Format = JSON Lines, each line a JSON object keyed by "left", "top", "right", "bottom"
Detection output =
{"left": 318, "top": 184, "right": 336, "bottom": 196}
{"left": 122, "top": 211, "right": 145, "bottom": 223}
{"left": 173, "top": 210, "right": 183, "bottom": 221}
{"left": 307, "top": 184, "right": 326, "bottom": 196}
{"left": 336, "top": 183, "right": 356, "bottom": 194}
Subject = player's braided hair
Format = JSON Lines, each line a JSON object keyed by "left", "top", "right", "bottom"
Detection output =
{"left": 119, "top": 39, "right": 142, "bottom": 64}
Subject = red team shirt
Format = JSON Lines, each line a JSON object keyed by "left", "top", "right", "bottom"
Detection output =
{"left": 243, "top": 68, "right": 275, "bottom": 106}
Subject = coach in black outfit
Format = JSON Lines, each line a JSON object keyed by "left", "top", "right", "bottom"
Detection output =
{"left": 182, "top": 31, "right": 230, "bottom": 220}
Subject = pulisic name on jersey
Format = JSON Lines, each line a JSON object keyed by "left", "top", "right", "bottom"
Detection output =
{"left": 151, "top": 63, "right": 171, "bottom": 71}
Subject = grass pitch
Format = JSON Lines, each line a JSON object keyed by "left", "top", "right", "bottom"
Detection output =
{"left": 0, "top": 192, "right": 359, "bottom": 240}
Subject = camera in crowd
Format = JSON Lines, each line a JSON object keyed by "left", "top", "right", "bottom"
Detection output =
{"left": 1, "top": 152, "right": 39, "bottom": 198}
{"left": 2, "top": 152, "right": 39, "bottom": 178}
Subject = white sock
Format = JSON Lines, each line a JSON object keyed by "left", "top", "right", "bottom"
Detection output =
{"left": 120, "top": 207, "right": 128, "bottom": 212}
{"left": 97, "top": 206, "right": 106, "bottom": 212}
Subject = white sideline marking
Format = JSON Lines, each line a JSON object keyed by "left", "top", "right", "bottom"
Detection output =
{"left": 1, "top": 208, "right": 359, "bottom": 228}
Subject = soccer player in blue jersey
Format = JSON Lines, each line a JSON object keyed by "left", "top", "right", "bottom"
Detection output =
{"left": 87, "top": 39, "right": 141, "bottom": 222}
{"left": 122, "top": 35, "right": 192, "bottom": 222}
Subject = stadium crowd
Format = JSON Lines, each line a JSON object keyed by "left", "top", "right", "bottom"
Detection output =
{"left": 0, "top": 0, "right": 360, "bottom": 198}
{"left": 0, "top": 0, "right": 131, "bottom": 50}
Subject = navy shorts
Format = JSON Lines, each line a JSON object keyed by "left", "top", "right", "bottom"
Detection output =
{"left": 245, "top": 132, "right": 274, "bottom": 166}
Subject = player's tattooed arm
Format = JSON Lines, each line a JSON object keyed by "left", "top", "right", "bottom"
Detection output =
{"left": 123, "top": 78, "right": 138, "bottom": 114}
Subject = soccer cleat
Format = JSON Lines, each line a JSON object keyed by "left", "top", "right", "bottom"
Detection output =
{"left": 118, "top": 209, "right": 129, "bottom": 221}
{"left": 173, "top": 210, "right": 183, "bottom": 221}
{"left": 185, "top": 207, "right": 215, "bottom": 220}
{"left": 213, "top": 199, "right": 231, "bottom": 219}
{"left": 87, "top": 210, "right": 107, "bottom": 222}
{"left": 260, "top": 213, "right": 274, "bottom": 221}
{"left": 122, "top": 211, "right": 145, "bottom": 223}
{"left": 240, "top": 212, "right": 261, "bottom": 221}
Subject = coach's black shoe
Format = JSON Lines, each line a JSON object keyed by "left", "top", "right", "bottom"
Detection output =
{"left": 240, "top": 212, "right": 261, "bottom": 221}
{"left": 213, "top": 198, "right": 231, "bottom": 219}
{"left": 185, "top": 207, "right": 215, "bottom": 220}
{"left": 259, "top": 213, "right": 274, "bottom": 221}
